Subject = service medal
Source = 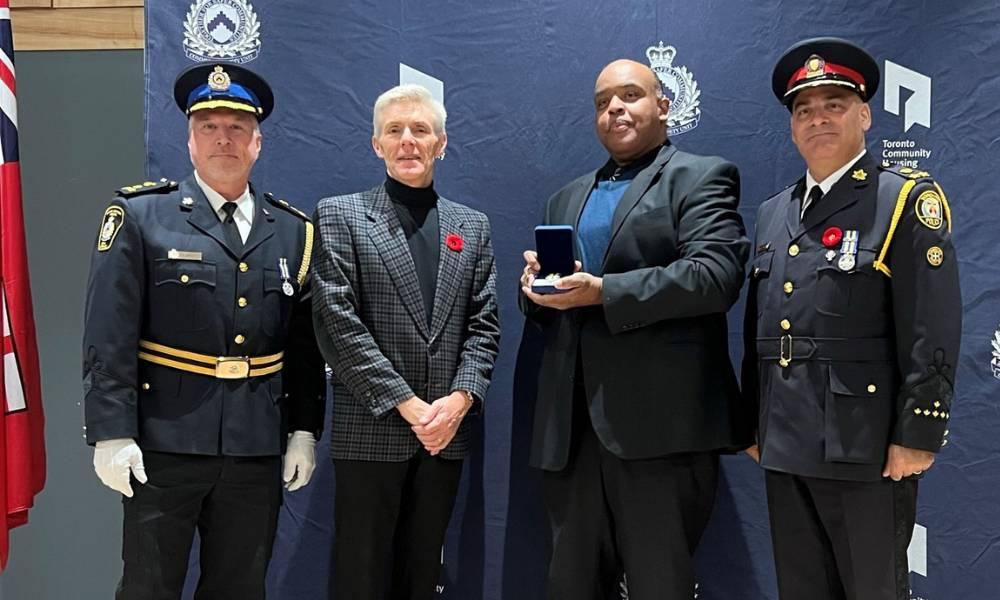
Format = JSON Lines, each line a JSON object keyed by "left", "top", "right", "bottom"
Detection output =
{"left": 837, "top": 229, "right": 859, "bottom": 271}
{"left": 278, "top": 257, "right": 294, "bottom": 296}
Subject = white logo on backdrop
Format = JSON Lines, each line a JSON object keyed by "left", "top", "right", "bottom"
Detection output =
{"left": 183, "top": 0, "right": 261, "bottom": 64}
{"left": 646, "top": 42, "right": 701, "bottom": 136}
{"left": 399, "top": 63, "right": 444, "bottom": 106}
{"left": 884, "top": 60, "right": 931, "bottom": 132}
{"left": 881, "top": 60, "right": 934, "bottom": 169}
{"left": 991, "top": 327, "right": 1000, "bottom": 380}
{"left": 908, "top": 522, "right": 928, "bottom": 578}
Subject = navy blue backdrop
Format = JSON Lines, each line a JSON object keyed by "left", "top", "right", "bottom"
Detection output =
{"left": 144, "top": 2, "right": 1000, "bottom": 598}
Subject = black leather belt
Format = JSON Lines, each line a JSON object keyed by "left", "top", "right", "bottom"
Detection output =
{"left": 756, "top": 336, "right": 892, "bottom": 367}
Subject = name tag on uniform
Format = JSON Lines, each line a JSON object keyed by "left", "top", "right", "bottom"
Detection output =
{"left": 167, "top": 249, "right": 203, "bottom": 261}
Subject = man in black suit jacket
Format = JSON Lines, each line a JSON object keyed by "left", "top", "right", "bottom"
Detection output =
{"left": 312, "top": 84, "right": 500, "bottom": 600}
{"left": 520, "top": 59, "right": 751, "bottom": 600}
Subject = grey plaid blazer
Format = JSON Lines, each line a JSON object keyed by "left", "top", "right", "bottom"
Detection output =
{"left": 312, "top": 184, "right": 500, "bottom": 461}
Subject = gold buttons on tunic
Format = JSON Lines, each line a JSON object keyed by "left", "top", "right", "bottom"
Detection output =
{"left": 783, "top": 281, "right": 794, "bottom": 294}
{"left": 239, "top": 262, "right": 249, "bottom": 272}
{"left": 238, "top": 297, "right": 248, "bottom": 308}
{"left": 867, "top": 384, "right": 877, "bottom": 394}
{"left": 788, "top": 244, "right": 800, "bottom": 257}
{"left": 234, "top": 334, "right": 246, "bottom": 345}
{"left": 142, "top": 383, "right": 150, "bottom": 391}
{"left": 780, "top": 319, "right": 791, "bottom": 331}
{"left": 180, "top": 274, "right": 190, "bottom": 283}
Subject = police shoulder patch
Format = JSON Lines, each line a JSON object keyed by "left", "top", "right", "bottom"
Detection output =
{"left": 116, "top": 178, "right": 178, "bottom": 198}
{"left": 264, "top": 192, "right": 309, "bottom": 220}
{"left": 915, "top": 189, "right": 944, "bottom": 230}
{"left": 97, "top": 205, "right": 125, "bottom": 252}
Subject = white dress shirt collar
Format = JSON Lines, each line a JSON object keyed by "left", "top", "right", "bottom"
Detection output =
{"left": 801, "top": 148, "right": 867, "bottom": 218}
{"left": 805, "top": 148, "right": 868, "bottom": 197}
{"left": 193, "top": 171, "right": 254, "bottom": 241}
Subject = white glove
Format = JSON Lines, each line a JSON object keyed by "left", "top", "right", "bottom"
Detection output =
{"left": 282, "top": 431, "right": 316, "bottom": 492}
{"left": 93, "top": 438, "right": 147, "bottom": 497}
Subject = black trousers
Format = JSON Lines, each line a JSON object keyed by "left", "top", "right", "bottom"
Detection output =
{"left": 332, "top": 451, "right": 463, "bottom": 600}
{"left": 765, "top": 470, "right": 919, "bottom": 600}
{"left": 541, "top": 395, "right": 719, "bottom": 600}
{"left": 116, "top": 451, "right": 282, "bottom": 600}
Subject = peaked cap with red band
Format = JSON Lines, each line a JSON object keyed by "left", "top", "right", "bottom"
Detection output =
{"left": 771, "top": 37, "right": 880, "bottom": 109}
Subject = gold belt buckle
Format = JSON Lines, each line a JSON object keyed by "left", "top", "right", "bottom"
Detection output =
{"left": 779, "top": 334, "right": 793, "bottom": 368}
{"left": 216, "top": 356, "right": 250, "bottom": 379}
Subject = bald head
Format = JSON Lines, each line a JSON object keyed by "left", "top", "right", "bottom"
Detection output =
{"left": 593, "top": 59, "right": 670, "bottom": 165}
{"left": 595, "top": 59, "right": 663, "bottom": 99}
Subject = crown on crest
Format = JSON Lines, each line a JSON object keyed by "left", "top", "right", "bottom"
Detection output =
{"left": 646, "top": 42, "right": 677, "bottom": 69}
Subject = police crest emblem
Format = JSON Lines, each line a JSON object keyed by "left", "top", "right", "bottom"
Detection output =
{"left": 915, "top": 189, "right": 943, "bottom": 230}
{"left": 97, "top": 206, "right": 125, "bottom": 252}
{"left": 183, "top": 0, "right": 261, "bottom": 64}
{"left": 991, "top": 326, "right": 1000, "bottom": 380}
{"left": 646, "top": 42, "right": 701, "bottom": 136}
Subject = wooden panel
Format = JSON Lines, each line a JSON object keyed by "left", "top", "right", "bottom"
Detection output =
{"left": 11, "top": 7, "right": 144, "bottom": 50}
{"left": 52, "top": 0, "right": 143, "bottom": 7}
{"left": 9, "top": 0, "right": 53, "bottom": 8}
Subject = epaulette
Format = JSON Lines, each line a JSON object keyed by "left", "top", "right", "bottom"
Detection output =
{"left": 115, "top": 178, "right": 178, "bottom": 199}
{"left": 878, "top": 161, "right": 933, "bottom": 181}
{"left": 264, "top": 193, "right": 314, "bottom": 285}
{"left": 873, "top": 162, "right": 951, "bottom": 277}
{"left": 264, "top": 192, "right": 310, "bottom": 220}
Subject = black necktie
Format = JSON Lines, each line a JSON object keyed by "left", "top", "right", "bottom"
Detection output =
{"left": 801, "top": 186, "right": 823, "bottom": 221}
{"left": 220, "top": 202, "right": 244, "bottom": 250}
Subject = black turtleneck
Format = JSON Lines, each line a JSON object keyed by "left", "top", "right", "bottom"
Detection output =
{"left": 385, "top": 175, "right": 439, "bottom": 325}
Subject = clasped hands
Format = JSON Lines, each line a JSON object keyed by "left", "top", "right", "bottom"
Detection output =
{"left": 398, "top": 391, "right": 473, "bottom": 455}
{"left": 520, "top": 250, "right": 603, "bottom": 309}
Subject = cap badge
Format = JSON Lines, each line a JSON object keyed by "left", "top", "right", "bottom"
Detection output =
{"left": 208, "top": 66, "right": 231, "bottom": 92}
{"left": 805, "top": 55, "right": 825, "bottom": 78}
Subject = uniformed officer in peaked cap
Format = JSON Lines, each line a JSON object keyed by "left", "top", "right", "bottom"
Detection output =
{"left": 83, "top": 62, "right": 325, "bottom": 600}
{"left": 742, "top": 38, "right": 961, "bottom": 599}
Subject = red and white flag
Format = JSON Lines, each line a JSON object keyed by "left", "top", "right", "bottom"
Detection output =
{"left": 0, "top": 0, "right": 46, "bottom": 571}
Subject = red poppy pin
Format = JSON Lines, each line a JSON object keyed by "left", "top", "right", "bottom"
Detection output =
{"left": 822, "top": 227, "right": 843, "bottom": 248}
{"left": 445, "top": 233, "right": 463, "bottom": 252}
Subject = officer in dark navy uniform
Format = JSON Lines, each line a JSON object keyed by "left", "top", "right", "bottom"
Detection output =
{"left": 82, "top": 62, "right": 325, "bottom": 600}
{"left": 742, "top": 38, "right": 961, "bottom": 600}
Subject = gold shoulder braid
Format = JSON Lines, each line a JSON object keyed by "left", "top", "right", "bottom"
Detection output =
{"left": 873, "top": 168, "right": 951, "bottom": 277}
{"left": 263, "top": 193, "right": 313, "bottom": 285}
{"left": 873, "top": 179, "right": 916, "bottom": 278}
{"left": 297, "top": 220, "right": 313, "bottom": 286}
